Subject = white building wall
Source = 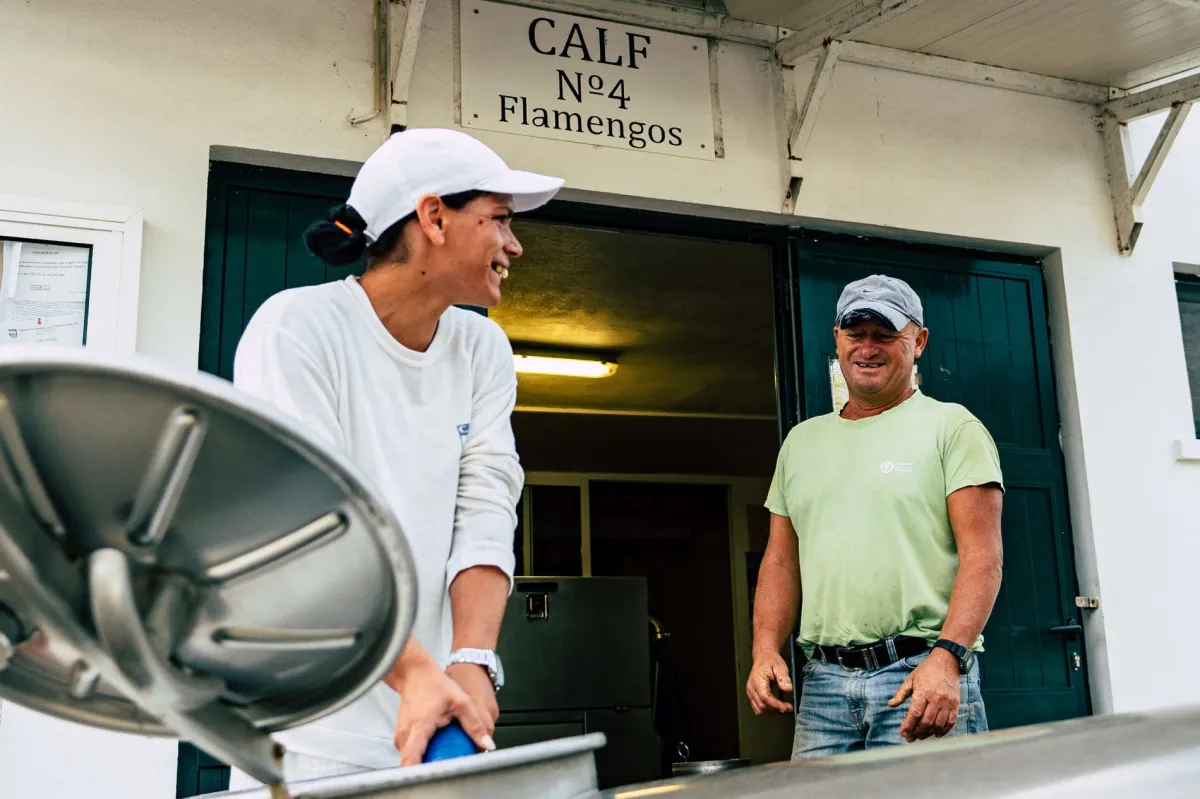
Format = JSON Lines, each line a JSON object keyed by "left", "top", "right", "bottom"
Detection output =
{"left": 0, "top": 0, "right": 390, "bottom": 367}
{"left": 1, "top": 0, "right": 1198, "bottom": 796}
{"left": 0, "top": 702, "right": 178, "bottom": 798}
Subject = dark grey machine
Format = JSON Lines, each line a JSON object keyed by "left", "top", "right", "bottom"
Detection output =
{"left": 495, "top": 576, "right": 660, "bottom": 789}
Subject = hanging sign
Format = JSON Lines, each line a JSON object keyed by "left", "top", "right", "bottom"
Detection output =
{"left": 460, "top": 0, "right": 716, "bottom": 159}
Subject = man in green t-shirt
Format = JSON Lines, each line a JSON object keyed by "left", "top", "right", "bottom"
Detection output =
{"left": 746, "top": 274, "right": 1004, "bottom": 758}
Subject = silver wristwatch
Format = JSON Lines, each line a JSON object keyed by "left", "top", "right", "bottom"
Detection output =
{"left": 447, "top": 648, "right": 505, "bottom": 692}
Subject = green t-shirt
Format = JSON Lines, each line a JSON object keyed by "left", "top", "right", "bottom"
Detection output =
{"left": 765, "top": 391, "right": 1003, "bottom": 653}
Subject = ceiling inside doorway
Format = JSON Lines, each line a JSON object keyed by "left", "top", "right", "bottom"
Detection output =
{"left": 489, "top": 220, "right": 778, "bottom": 419}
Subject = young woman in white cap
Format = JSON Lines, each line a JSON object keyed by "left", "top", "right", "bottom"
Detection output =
{"left": 226, "top": 128, "right": 564, "bottom": 787}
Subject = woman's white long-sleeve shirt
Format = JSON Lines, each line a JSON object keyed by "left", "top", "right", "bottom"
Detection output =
{"left": 232, "top": 275, "right": 521, "bottom": 769}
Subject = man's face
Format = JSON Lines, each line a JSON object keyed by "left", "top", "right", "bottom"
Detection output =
{"left": 438, "top": 193, "right": 522, "bottom": 308}
{"left": 834, "top": 316, "right": 928, "bottom": 401}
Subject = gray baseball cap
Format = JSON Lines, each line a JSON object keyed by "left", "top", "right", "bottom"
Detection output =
{"left": 835, "top": 274, "right": 924, "bottom": 331}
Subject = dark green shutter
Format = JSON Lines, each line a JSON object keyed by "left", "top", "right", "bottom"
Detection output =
{"left": 789, "top": 233, "right": 1090, "bottom": 729}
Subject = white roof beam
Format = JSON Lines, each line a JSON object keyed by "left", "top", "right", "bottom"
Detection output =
{"left": 776, "top": 0, "right": 931, "bottom": 65}
{"left": 1103, "top": 72, "right": 1200, "bottom": 121}
{"left": 837, "top": 41, "right": 1112, "bottom": 104}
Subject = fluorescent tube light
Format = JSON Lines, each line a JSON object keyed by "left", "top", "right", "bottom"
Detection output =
{"left": 512, "top": 353, "right": 619, "bottom": 378}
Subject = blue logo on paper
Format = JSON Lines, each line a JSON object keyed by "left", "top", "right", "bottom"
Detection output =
{"left": 457, "top": 423, "right": 470, "bottom": 444}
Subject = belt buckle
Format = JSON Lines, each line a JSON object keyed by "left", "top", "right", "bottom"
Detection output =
{"left": 837, "top": 643, "right": 880, "bottom": 670}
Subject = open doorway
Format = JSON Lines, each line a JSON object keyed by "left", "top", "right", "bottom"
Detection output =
{"left": 490, "top": 212, "right": 793, "bottom": 775}
{"left": 191, "top": 162, "right": 794, "bottom": 792}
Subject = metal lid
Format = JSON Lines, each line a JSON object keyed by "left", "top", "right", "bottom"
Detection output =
{"left": 0, "top": 348, "right": 418, "bottom": 786}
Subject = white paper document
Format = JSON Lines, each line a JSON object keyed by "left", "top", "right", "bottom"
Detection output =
{"left": 0, "top": 241, "right": 90, "bottom": 347}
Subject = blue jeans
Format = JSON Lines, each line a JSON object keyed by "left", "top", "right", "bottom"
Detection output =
{"left": 791, "top": 649, "right": 988, "bottom": 759}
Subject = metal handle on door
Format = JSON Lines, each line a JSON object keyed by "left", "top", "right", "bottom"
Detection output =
{"left": 1049, "top": 620, "right": 1083, "bottom": 636}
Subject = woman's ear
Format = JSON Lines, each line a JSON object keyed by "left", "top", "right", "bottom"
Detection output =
{"left": 414, "top": 194, "right": 447, "bottom": 246}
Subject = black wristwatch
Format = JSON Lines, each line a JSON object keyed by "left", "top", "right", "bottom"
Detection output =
{"left": 932, "top": 638, "right": 975, "bottom": 674}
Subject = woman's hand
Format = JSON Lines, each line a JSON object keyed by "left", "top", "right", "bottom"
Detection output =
{"left": 388, "top": 642, "right": 496, "bottom": 765}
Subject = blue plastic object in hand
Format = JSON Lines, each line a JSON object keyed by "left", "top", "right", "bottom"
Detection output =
{"left": 422, "top": 721, "right": 480, "bottom": 763}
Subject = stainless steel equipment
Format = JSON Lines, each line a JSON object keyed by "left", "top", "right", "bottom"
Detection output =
{"left": 604, "top": 704, "right": 1200, "bottom": 798}
{"left": 670, "top": 743, "right": 748, "bottom": 777}
{"left": 217, "top": 733, "right": 605, "bottom": 798}
{"left": 0, "top": 348, "right": 419, "bottom": 791}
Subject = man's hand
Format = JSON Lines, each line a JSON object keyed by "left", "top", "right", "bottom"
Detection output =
{"left": 746, "top": 651, "right": 794, "bottom": 715}
{"left": 393, "top": 655, "right": 496, "bottom": 766}
{"left": 887, "top": 648, "right": 961, "bottom": 741}
{"left": 447, "top": 662, "right": 499, "bottom": 732}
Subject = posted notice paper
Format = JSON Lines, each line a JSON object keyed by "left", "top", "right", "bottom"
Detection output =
{"left": 0, "top": 240, "right": 90, "bottom": 347}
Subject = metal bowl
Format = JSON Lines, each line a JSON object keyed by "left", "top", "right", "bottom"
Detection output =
{"left": 0, "top": 347, "right": 418, "bottom": 784}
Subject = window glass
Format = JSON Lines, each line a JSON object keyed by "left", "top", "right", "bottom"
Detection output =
{"left": 0, "top": 238, "right": 93, "bottom": 347}
{"left": 1177, "top": 274, "right": 1200, "bottom": 437}
{"left": 529, "top": 484, "right": 582, "bottom": 576}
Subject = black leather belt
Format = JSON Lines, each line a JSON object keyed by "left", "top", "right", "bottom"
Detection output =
{"left": 812, "top": 635, "right": 929, "bottom": 670}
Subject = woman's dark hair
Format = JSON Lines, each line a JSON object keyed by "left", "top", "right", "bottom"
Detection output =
{"left": 303, "top": 190, "right": 488, "bottom": 267}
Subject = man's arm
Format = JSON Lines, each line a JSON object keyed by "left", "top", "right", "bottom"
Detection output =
{"left": 890, "top": 483, "right": 1003, "bottom": 740}
{"left": 939, "top": 485, "right": 1004, "bottom": 649}
{"left": 747, "top": 512, "right": 801, "bottom": 715}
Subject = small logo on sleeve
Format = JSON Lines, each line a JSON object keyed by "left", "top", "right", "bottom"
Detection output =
{"left": 457, "top": 423, "right": 470, "bottom": 444}
{"left": 880, "top": 460, "right": 914, "bottom": 474}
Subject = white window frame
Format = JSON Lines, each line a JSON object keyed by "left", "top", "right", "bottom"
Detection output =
{"left": 0, "top": 195, "right": 143, "bottom": 356}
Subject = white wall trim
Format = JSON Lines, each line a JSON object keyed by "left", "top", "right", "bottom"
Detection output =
{"left": 0, "top": 195, "right": 143, "bottom": 357}
{"left": 1174, "top": 439, "right": 1200, "bottom": 462}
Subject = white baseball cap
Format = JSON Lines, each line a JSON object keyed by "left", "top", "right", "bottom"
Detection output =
{"left": 347, "top": 128, "right": 565, "bottom": 242}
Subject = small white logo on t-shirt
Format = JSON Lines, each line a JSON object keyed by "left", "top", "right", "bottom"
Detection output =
{"left": 880, "top": 460, "right": 914, "bottom": 474}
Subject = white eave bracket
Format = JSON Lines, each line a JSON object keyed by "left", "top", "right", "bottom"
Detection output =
{"left": 775, "top": 36, "right": 1113, "bottom": 214}
{"left": 1099, "top": 73, "right": 1200, "bottom": 255}
{"left": 389, "top": 0, "right": 430, "bottom": 131}
{"left": 781, "top": 40, "right": 842, "bottom": 214}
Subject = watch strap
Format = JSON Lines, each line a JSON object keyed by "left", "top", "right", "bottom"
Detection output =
{"left": 447, "top": 648, "right": 503, "bottom": 691}
{"left": 932, "top": 639, "right": 973, "bottom": 674}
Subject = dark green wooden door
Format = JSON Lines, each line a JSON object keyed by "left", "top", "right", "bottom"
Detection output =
{"left": 176, "top": 746, "right": 231, "bottom": 798}
{"left": 789, "top": 233, "right": 1089, "bottom": 730}
{"left": 200, "top": 162, "right": 362, "bottom": 381}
